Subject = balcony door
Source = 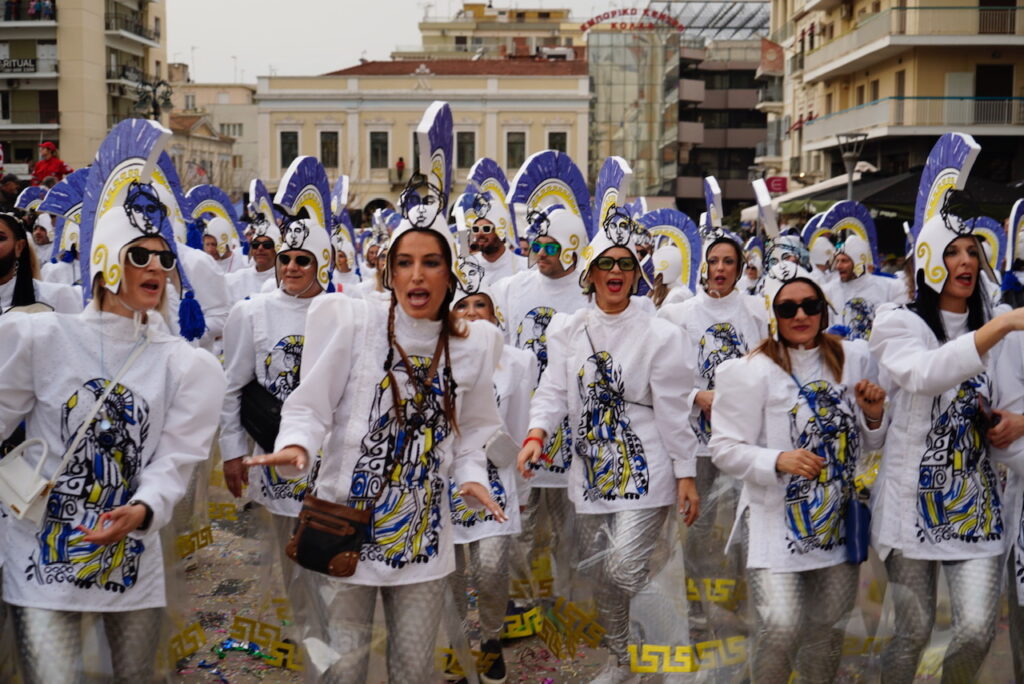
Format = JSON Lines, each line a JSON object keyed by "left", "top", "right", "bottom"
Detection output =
{"left": 975, "top": 64, "right": 1013, "bottom": 124}
{"left": 978, "top": 0, "right": 1014, "bottom": 34}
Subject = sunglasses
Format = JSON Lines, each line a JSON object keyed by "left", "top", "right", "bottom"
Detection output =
{"left": 251, "top": 238, "right": 275, "bottom": 250}
{"left": 530, "top": 241, "right": 560, "bottom": 256}
{"left": 593, "top": 256, "right": 637, "bottom": 272}
{"left": 277, "top": 253, "right": 313, "bottom": 268}
{"left": 470, "top": 223, "right": 494, "bottom": 234}
{"left": 126, "top": 245, "right": 177, "bottom": 271}
{"left": 773, "top": 297, "right": 824, "bottom": 319}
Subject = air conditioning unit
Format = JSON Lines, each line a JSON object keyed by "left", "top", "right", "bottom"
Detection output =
{"left": 839, "top": 3, "right": 853, "bottom": 19}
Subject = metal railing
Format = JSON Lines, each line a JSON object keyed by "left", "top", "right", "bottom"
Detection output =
{"left": 756, "top": 139, "right": 782, "bottom": 158}
{"left": 806, "top": 6, "right": 1023, "bottom": 74}
{"left": 770, "top": 22, "right": 793, "bottom": 44}
{"left": 1, "top": 0, "right": 55, "bottom": 21}
{"left": 107, "top": 65, "right": 153, "bottom": 82}
{"left": 1, "top": 110, "right": 60, "bottom": 125}
{"left": 758, "top": 82, "right": 784, "bottom": 104}
{"left": 787, "top": 53, "right": 804, "bottom": 74}
{"left": 105, "top": 13, "right": 160, "bottom": 42}
{"left": 803, "top": 97, "right": 1024, "bottom": 143}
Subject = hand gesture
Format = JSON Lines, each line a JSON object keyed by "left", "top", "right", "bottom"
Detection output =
{"left": 677, "top": 477, "right": 700, "bottom": 527}
{"left": 854, "top": 379, "right": 886, "bottom": 423}
{"left": 458, "top": 481, "right": 509, "bottom": 523}
{"left": 694, "top": 390, "right": 714, "bottom": 420}
{"left": 80, "top": 504, "right": 148, "bottom": 545}
{"left": 776, "top": 449, "right": 825, "bottom": 480}
{"left": 516, "top": 430, "right": 547, "bottom": 478}
{"left": 244, "top": 445, "right": 308, "bottom": 471}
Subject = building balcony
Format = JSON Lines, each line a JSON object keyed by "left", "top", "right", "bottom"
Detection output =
{"left": 678, "top": 121, "right": 704, "bottom": 144}
{"left": 704, "top": 88, "right": 758, "bottom": 109}
{"left": 755, "top": 139, "right": 784, "bottom": 165}
{"left": 107, "top": 64, "right": 154, "bottom": 84}
{"left": 0, "top": 109, "right": 59, "bottom": 129}
{"left": 703, "top": 127, "right": 766, "bottom": 149}
{"left": 105, "top": 13, "right": 161, "bottom": 48}
{"left": 756, "top": 83, "right": 784, "bottom": 114}
{"left": 804, "top": 6, "right": 1024, "bottom": 83}
{"left": 0, "top": 1, "right": 56, "bottom": 25}
{"left": 679, "top": 78, "right": 705, "bottom": 103}
{"left": 803, "top": 97, "right": 1024, "bottom": 150}
{"left": 0, "top": 57, "right": 57, "bottom": 78}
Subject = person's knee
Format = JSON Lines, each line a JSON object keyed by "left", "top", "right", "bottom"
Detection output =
{"left": 953, "top": 611, "right": 996, "bottom": 654}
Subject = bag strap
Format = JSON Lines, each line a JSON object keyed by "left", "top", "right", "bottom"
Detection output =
{"left": 45, "top": 332, "right": 151, "bottom": 486}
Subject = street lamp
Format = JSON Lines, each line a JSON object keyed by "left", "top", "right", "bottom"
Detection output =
{"left": 836, "top": 132, "right": 868, "bottom": 202}
{"left": 133, "top": 76, "right": 174, "bottom": 120}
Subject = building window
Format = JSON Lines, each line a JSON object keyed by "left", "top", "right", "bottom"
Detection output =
{"left": 184, "top": 93, "right": 196, "bottom": 110}
{"left": 547, "top": 131, "right": 567, "bottom": 153}
{"left": 506, "top": 131, "right": 526, "bottom": 170}
{"left": 855, "top": 84, "right": 865, "bottom": 106}
{"left": 320, "top": 130, "right": 339, "bottom": 168}
{"left": 219, "top": 123, "right": 243, "bottom": 137}
{"left": 825, "top": 93, "right": 833, "bottom": 115}
{"left": 232, "top": 155, "right": 243, "bottom": 169}
{"left": 279, "top": 130, "right": 298, "bottom": 169}
{"left": 870, "top": 79, "right": 880, "bottom": 102}
{"left": 369, "top": 131, "right": 389, "bottom": 169}
{"left": 154, "top": 60, "right": 161, "bottom": 78}
{"left": 456, "top": 131, "right": 475, "bottom": 168}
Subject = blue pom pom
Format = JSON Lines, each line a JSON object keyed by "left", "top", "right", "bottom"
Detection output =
{"left": 1001, "top": 271, "right": 1024, "bottom": 294}
{"left": 60, "top": 250, "right": 75, "bottom": 264}
{"left": 326, "top": 280, "right": 335, "bottom": 294}
{"left": 241, "top": 240, "right": 250, "bottom": 256}
{"left": 177, "top": 289, "right": 206, "bottom": 341}
{"left": 827, "top": 324, "right": 852, "bottom": 338}
{"left": 186, "top": 223, "right": 205, "bottom": 251}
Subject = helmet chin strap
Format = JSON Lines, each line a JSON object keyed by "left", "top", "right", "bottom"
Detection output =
{"left": 282, "top": 277, "right": 319, "bottom": 299}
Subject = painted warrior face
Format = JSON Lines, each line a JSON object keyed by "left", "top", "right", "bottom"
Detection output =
{"left": 123, "top": 181, "right": 167, "bottom": 236}
{"left": 281, "top": 218, "right": 310, "bottom": 249}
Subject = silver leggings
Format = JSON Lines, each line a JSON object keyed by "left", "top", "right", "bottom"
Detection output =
{"left": 11, "top": 604, "right": 162, "bottom": 684}
{"left": 518, "top": 486, "right": 575, "bottom": 596}
{"left": 575, "top": 506, "right": 670, "bottom": 665}
{"left": 1008, "top": 553, "right": 1024, "bottom": 684}
{"left": 881, "top": 551, "right": 1003, "bottom": 684}
{"left": 450, "top": 534, "right": 511, "bottom": 642}
{"left": 309, "top": 575, "right": 446, "bottom": 684}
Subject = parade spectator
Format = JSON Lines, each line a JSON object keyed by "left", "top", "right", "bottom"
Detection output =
{"left": 0, "top": 173, "right": 20, "bottom": 212}
{"left": 30, "top": 142, "right": 72, "bottom": 186}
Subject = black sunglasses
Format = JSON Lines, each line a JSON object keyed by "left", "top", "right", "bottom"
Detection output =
{"left": 277, "top": 252, "right": 313, "bottom": 268}
{"left": 593, "top": 256, "right": 637, "bottom": 272}
{"left": 773, "top": 297, "right": 824, "bottom": 319}
{"left": 251, "top": 238, "right": 275, "bottom": 250}
{"left": 126, "top": 245, "right": 177, "bottom": 271}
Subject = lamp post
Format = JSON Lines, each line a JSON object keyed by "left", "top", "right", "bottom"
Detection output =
{"left": 133, "top": 76, "right": 173, "bottom": 120}
{"left": 836, "top": 132, "right": 867, "bottom": 202}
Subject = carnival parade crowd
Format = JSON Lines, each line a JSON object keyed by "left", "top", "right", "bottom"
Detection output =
{"left": 0, "top": 103, "right": 1022, "bottom": 684}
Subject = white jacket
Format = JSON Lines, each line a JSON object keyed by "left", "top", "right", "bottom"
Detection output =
{"left": 528, "top": 302, "right": 697, "bottom": 514}
{"left": 710, "top": 341, "right": 883, "bottom": 571}
{"left": 225, "top": 265, "right": 276, "bottom": 303}
{"left": 0, "top": 277, "right": 81, "bottom": 314}
{"left": 823, "top": 273, "right": 896, "bottom": 341}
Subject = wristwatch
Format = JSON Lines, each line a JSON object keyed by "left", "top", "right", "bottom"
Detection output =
{"left": 128, "top": 499, "right": 154, "bottom": 531}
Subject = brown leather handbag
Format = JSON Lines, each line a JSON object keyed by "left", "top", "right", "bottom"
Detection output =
{"left": 286, "top": 494, "right": 375, "bottom": 577}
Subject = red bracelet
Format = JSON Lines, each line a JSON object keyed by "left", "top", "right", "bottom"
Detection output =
{"left": 523, "top": 436, "right": 544, "bottom": 448}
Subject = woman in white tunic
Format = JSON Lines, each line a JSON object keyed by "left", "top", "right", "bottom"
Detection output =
{"left": 246, "top": 102, "right": 505, "bottom": 684}
{"left": 710, "top": 263, "right": 886, "bottom": 684}
{"left": 447, "top": 270, "right": 534, "bottom": 683}
{"left": 518, "top": 200, "right": 700, "bottom": 683}
{"left": 868, "top": 211, "right": 1024, "bottom": 683}
{"left": 0, "top": 120, "right": 224, "bottom": 683}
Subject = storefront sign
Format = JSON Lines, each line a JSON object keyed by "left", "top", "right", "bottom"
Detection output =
{"left": 766, "top": 176, "right": 788, "bottom": 193}
{"left": 0, "top": 58, "right": 37, "bottom": 73}
{"left": 580, "top": 8, "right": 685, "bottom": 32}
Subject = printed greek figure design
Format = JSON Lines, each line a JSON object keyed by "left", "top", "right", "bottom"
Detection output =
{"left": 692, "top": 322, "right": 747, "bottom": 444}
{"left": 516, "top": 306, "right": 555, "bottom": 383}
{"left": 916, "top": 374, "right": 1003, "bottom": 544}
{"left": 1016, "top": 502, "right": 1024, "bottom": 593}
{"left": 842, "top": 297, "right": 875, "bottom": 341}
{"left": 785, "top": 379, "right": 859, "bottom": 554}
{"left": 26, "top": 379, "right": 150, "bottom": 592}
{"left": 349, "top": 355, "right": 449, "bottom": 568}
{"left": 576, "top": 350, "right": 649, "bottom": 501}
{"left": 449, "top": 461, "right": 507, "bottom": 527}
{"left": 257, "top": 334, "right": 314, "bottom": 502}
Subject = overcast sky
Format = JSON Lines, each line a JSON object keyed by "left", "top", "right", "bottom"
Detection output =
{"left": 166, "top": 0, "right": 611, "bottom": 83}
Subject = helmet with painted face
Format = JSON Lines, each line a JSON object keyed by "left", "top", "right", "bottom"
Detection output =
{"left": 273, "top": 156, "right": 334, "bottom": 291}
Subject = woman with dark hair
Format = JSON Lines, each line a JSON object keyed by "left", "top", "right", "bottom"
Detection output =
{"left": 246, "top": 102, "right": 506, "bottom": 684}
{"left": 0, "top": 212, "right": 80, "bottom": 314}
{"left": 868, "top": 212, "right": 1024, "bottom": 683}
{"left": 709, "top": 262, "right": 886, "bottom": 684}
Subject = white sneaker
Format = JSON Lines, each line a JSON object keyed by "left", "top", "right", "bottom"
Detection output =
{"left": 590, "top": 655, "right": 639, "bottom": 684}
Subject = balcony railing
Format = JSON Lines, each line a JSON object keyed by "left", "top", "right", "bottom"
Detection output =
{"left": 0, "top": 110, "right": 60, "bottom": 125}
{"left": 756, "top": 139, "right": 782, "bottom": 158}
{"left": 806, "top": 6, "right": 1024, "bottom": 75}
{"left": 1, "top": 0, "right": 56, "bottom": 21}
{"left": 803, "top": 97, "right": 1024, "bottom": 143}
{"left": 105, "top": 13, "right": 160, "bottom": 42}
{"left": 769, "top": 21, "right": 793, "bottom": 44}
{"left": 758, "top": 82, "right": 783, "bottom": 104}
{"left": 107, "top": 64, "right": 153, "bottom": 83}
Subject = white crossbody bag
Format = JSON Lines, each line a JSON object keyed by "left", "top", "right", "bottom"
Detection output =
{"left": 0, "top": 335, "right": 151, "bottom": 525}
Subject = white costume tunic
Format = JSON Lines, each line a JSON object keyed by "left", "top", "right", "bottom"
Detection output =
{"left": 31, "top": 241, "right": 53, "bottom": 269}
{"left": 167, "top": 245, "right": 232, "bottom": 348}
{"left": 528, "top": 302, "right": 697, "bottom": 514}
{"left": 661, "top": 285, "right": 694, "bottom": 307}
{"left": 41, "top": 259, "right": 80, "bottom": 287}
{"left": 490, "top": 268, "right": 589, "bottom": 488}
{"left": 220, "top": 289, "right": 321, "bottom": 517}
{"left": 0, "top": 277, "right": 81, "bottom": 314}
{"left": 448, "top": 344, "right": 534, "bottom": 543}
{"left": 331, "top": 269, "right": 363, "bottom": 298}
{"left": 468, "top": 248, "right": 525, "bottom": 287}
{"left": 824, "top": 273, "right": 897, "bottom": 341}
{"left": 868, "top": 306, "right": 1024, "bottom": 561}
{"left": 273, "top": 296, "right": 503, "bottom": 586}
{"left": 215, "top": 250, "right": 247, "bottom": 275}
{"left": 0, "top": 306, "right": 225, "bottom": 611}
{"left": 710, "top": 342, "right": 883, "bottom": 571}
{"left": 658, "top": 288, "right": 767, "bottom": 455}
{"left": 225, "top": 265, "right": 275, "bottom": 302}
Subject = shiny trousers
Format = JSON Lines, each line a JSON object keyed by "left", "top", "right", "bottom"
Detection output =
{"left": 518, "top": 486, "right": 575, "bottom": 596}
{"left": 880, "top": 551, "right": 1003, "bottom": 684}
{"left": 450, "top": 534, "right": 511, "bottom": 642}
{"left": 269, "top": 512, "right": 314, "bottom": 629}
{"left": 11, "top": 604, "right": 162, "bottom": 684}
{"left": 309, "top": 575, "right": 446, "bottom": 684}
{"left": 575, "top": 506, "right": 670, "bottom": 665}
{"left": 1008, "top": 554, "right": 1023, "bottom": 684}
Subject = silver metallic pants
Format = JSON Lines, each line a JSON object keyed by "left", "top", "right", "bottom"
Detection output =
{"left": 450, "top": 534, "right": 511, "bottom": 642}
{"left": 518, "top": 486, "right": 575, "bottom": 596}
{"left": 11, "top": 605, "right": 162, "bottom": 684}
{"left": 1007, "top": 554, "right": 1023, "bottom": 684}
{"left": 880, "top": 551, "right": 1003, "bottom": 684}
{"left": 575, "top": 506, "right": 670, "bottom": 665}
{"left": 310, "top": 576, "right": 446, "bottom": 684}
{"left": 269, "top": 512, "right": 314, "bottom": 629}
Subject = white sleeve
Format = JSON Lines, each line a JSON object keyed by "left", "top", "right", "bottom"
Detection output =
{"left": 651, "top": 324, "right": 697, "bottom": 478}
{"left": 501, "top": 348, "right": 533, "bottom": 443}
{"left": 869, "top": 307, "right": 986, "bottom": 397}
{"left": 183, "top": 247, "right": 231, "bottom": 341}
{"left": 50, "top": 283, "right": 83, "bottom": 314}
{"left": 0, "top": 313, "right": 38, "bottom": 436}
{"left": 709, "top": 357, "right": 781, "bottom": 487}
{"left": 217, "top": 302, "right": 257, "bottom": 461}
{"left": 273, "top": 296, "right": 360, "bottom": 475}
{"left": 452, "top": 322, "right": 505, "bottom": 487}
{"left": 990, "top": 332, "right": 1024, "bottom": 478}
{"left": 528, "top": 314, "right": 571, "bottom": 437}
{"left": 133, "top": 348, "right": 226, "bottom": 531}
{"left": 489, "top": 276, "right": 513, "bottom": 345}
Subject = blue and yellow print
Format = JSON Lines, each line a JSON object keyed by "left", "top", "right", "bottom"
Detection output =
{"left": 841, "top": 297, "right": 875, "bottom": 341}
{"left": 785, "top": 379, "right": 858, "bottom": 554}
{"left": 449, "top": 461, "right": 507, "bottom": 527}
{"left": 516, "top": 306, "right": 555, "bottom": 383}
{"left": 27, "top": 379, "right": 150, "bottom": 592}
{"left": 350, "top": 355, "right": 449, "bottom": 568}
{"left": 259, "top": 334, "right": 312, "bottom": 502}
{"left": 692, "top": 322, "right": 747, "bottom": 444}
{"left": 917, "top": 374, "right": 1003, "bottom": 544}
{"left": 576, "top": 350, "right": 649, "bottom": 502}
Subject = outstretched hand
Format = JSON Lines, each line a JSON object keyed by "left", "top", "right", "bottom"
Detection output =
{"left": 458, "top": 481, "right": 509, "bottom": 522}
{"left": 244, "top": 445, "right": 308, "bottom": 471}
